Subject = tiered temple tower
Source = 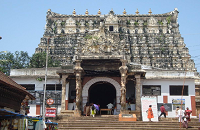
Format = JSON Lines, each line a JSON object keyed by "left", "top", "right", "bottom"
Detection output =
{"left": 35, "top": 8, "right": 196, "bottom": 72}
{"left": 33, "top": 8, "right": 198, "bottom": 118}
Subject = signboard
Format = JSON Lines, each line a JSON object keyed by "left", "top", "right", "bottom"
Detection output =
{"left": 172, "top": 99, "right": 185, "bottom": 104}
{"left": 45, "top": 108, "right": 56, "bottom": 117}
{"left": 141, "top": 96, "right": 158, "bottom": 121}
{"left": 172, "top": 99, "right": 185, "bottom": 110}
{"left": 46, "top": 98, "right": 54, "bottom": 105}
{"left": 157, "top": 103, "right": 172, "bottom": 111}
{"left": 122, "top": 114, "right": 133, "bottom": 118}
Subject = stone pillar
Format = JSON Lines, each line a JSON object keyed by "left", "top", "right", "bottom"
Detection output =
{"left": 61, "top": 74, "right": 68, "bottom": 112}
{"left": 135, "top": 74, "right": 141, "bottom": 111}
{"left": 119, "top": 59, "right": 128, "bottom": 111}
{"left": 65, "top": 83, "right": 69, "bottom": 110}
{"left": 74, "top": 60, "right": 83, "bottom": 117}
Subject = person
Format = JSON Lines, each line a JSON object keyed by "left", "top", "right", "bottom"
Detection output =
{"left": 182, "top": 112, "right": 188, "bottom": 129}
{"left": 185, "top": 107, "right": 192, "bottom": 121}
{"left": 159, "top": 104, "right": 166, "bottom": 118}
{"left": 177, "top": 107, "right": 185, "bottom": 122}
{"left": 175, "top": 106, "right": 179, "bottom": 119}
{"left": 83, "top": 102, "right": 90, "bottom": 116}
{"left": 107, "top": 103, "right": 113, "bottom": 114}
{"left": 127, "top": 102, "right": 131, "bottom": 110}
{"left": 72, "top": 99, "right": 76, "bottom": 110}
{"left": 91, "top": 104, "right": 96, "bottom": 117}
{"left": 93, "top": 104, "right": 99, "bottom": 115}
{"left": 147, "top": 105, "right": 154, "bottom": 122}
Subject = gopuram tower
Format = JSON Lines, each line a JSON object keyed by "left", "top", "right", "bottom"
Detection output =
{"left": 34, "top": 8, "right": 198, "bottom": 118}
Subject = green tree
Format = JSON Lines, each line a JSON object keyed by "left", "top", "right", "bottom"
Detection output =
{"left": 29, "top": 52, "right": 61, "bottom": 68}
{"left": 0, "top": 51, "right": 30, "bottom": 75}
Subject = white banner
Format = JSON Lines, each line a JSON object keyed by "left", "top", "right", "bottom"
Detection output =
{"left": 141, "top": 96, "right": 158, "bottom": 121}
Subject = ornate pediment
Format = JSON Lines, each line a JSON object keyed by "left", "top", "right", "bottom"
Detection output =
{"left": 81, "top": 32, "right": 126, "bottom": 56}
{"left": 105, "top": 14, "right": 118, "bottom": 24}
{"left": 66, "top": 17, "right": 76, "bottom": 26}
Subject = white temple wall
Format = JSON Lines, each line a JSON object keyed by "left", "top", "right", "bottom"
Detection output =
{"left": 11, "top": 78, "right": 60, "bottom": 90}
{"left": 10, "top": 73, "right": 196, "bottom": 117}
{"left": 28, "top": 104, "right": 36, "bottom": 116}
{"left": 11, "top": 77, "right": 61, "bottom": 117}
{"left": 142, "top": 78, "right": 196, "bottom": 117}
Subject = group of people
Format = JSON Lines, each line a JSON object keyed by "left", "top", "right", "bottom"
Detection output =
{"left": 147, "top": 104, "right": 192, "bottom": 128}
{"left": 83, "top": 102, "right": 116, "bottom": 117}
{"left": 83, "top": 102, "right": 100, "bottom": 117}
{"left": 176, "top": 107, "right": 192, "bottom": 128}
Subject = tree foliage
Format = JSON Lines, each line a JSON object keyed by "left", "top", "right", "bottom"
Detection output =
{"left": 0, "top": 51, "right": 30, "bottom": 75}
{"left": 0, "top": 51, "right": 61, "bottom": 75}
{"left": 29, "top": 52, "right": 61, "bottom": 68}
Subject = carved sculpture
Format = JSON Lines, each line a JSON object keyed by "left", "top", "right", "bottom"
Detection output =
{"left": 35, "top": 8, "right": 196, "bottom": 72}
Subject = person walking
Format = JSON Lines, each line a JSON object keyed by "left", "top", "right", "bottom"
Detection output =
{"left": 185, "top": 107, "right": 192, "bottom": 121}
{"left": 147, "top": 105, "right": 154, "bottom": 122}
{"left": 177, "top": 108, "right": 185, "bottom": 122}
{"left": 182, "top": 112, "right": 188, "bottom": 129}
{"left": 159, "top": 104, "right": 166, "bottom": 118}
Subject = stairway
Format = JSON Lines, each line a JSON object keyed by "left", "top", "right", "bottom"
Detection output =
{"left": 57, "top": 115, "right": 200, "bottom": 130}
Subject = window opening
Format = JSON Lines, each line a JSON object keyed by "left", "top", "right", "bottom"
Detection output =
{"left": 109, "top": 26, "right": 113, "bottom": 31}
{"left": 20, "top": 84, "right": 35, "bottom": 90}
{"left": 142, "top": 85, "right": 161, "bottom": 96}
{"left": 170, "top": 85, "right": 188, "bottom": 95}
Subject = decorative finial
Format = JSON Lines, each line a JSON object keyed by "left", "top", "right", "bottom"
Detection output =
{"left": 85, "top": 9, "right": 89, "bottom": 16}
{"left": 148, "top": 8, "right": 152, "bottom": 15}
{"left": 135, "top": 9, "right": 139, "bottom": 15}
{"left": 123, "top": 9, "right": 127, "bottom": 15}
{"left": 109, "top": 8, "right": 115, "bottom": 15}
{"left": 73, "top": 9, "right": 76, "bottom": 16}
{"left": 98, "top": 9, "right": 101, "bottom": 15}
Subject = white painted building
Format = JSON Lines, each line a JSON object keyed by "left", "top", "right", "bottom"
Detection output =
{"left": 10, "top": 64, "right": 198, "bottom": 118}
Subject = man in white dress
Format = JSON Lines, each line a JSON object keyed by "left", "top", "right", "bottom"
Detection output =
{"left": 107, "top": 103, "right": 113, "bottom": 114}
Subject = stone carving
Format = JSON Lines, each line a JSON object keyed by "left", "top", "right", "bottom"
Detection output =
{"left": 148, "top": 17, "right": 158, "bottom": 26}
{"left": 130, "top": 20, "right": 135, "bottom": 26}
{"left": 81, "top": 31, "right": 126, "bottom": 55}
{"left": 105, "top": 13, "right": 118, "bottom": 24}
{"left": 37, "top": 9, "right": 197, "bottom": 72}
{"left": 74, "top": 60, "right": 83, "bottom": 110}
{"left": 88, "top": 20, "right": 93, "bottom": 26}
{"left": 138, "top": 28, "right": 143, "bottom": 34}
{"left": 119, "top": 60, "right": 128, "bottom": 110}
{"left": 138, "top": 20, "right": 144, "bottom": 26}
{"left": 66, "top": 17, "right": 76, "bottom": 26}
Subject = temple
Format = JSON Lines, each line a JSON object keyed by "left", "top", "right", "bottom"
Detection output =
{"left": 10, "top": 8, "right": 199, "bottom": 118}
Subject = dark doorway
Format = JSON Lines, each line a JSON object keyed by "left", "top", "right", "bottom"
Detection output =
{"left": 89, "top": 82, "right": 116, "bottom": 109}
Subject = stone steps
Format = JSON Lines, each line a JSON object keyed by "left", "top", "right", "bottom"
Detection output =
{"left": 58, "top": 122, "right": 200, "bottom": 127}
{"left": 58, "top": 126, "right": 200, "bottom": 130}
{"left": 57, "top": 115, "right": 200, "bottom": 130}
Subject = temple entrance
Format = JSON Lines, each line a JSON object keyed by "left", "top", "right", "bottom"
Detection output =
{"left": 89, "top": 82, "right": 116, "bottom": 109}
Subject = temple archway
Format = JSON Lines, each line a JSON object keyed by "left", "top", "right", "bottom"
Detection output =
{"left": 89, "top": 82, "right": 116, "bottom": 108}
{"left": 82, "top": 77, "right": 121, "bottom": 111}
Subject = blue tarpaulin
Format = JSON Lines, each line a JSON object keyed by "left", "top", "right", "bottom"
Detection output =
{"left": 0, "top": 109, "right": 42, "bottom": 120}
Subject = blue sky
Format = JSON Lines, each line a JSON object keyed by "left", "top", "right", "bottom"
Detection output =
{"left": 0, "top": 0, "right": 200, "bottom": 72}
